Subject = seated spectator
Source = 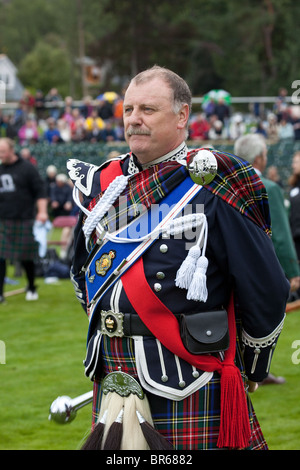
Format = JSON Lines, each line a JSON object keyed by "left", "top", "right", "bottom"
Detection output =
{"left": 19, "top": 89, "right": 35, "bottom": 115}
{"left": 34, "top": 90, "right": 45, "bottom": 120}
{"left": 20, "top": 147, "right": 37, "bottom": 166}
{"left": 50, "top": 173, "right": 73, "bottom": 218}
{"left": 97, "top": 99, "right": 114, "bottom": 121}
{"left": 44, "top": 118, "right": 62, "bottom": 143}
{"left": 84, "top": 109, "right": 106, "bottom": 133}
{"left": 228, "top": 114, "right": 246, "bottom": 140}
{"left": 214, "top": 98, "right": 230, "bottom": 123}
{"left": 80, "top": 95, "right": 94, "bottom": 118}
{"left": 45, "top": 88, "right": 62, "bottom": 120}
{"left": 114, "top": 120, "right": 125, "bottom": 140}
{"left": 61, "top": 106, "right": 74, "bottom": 126}
{"left": 13, "top": 104, "right": 27, "bottom": 129}
{"left": 202, "top": 98, "right": 215, "bottom": 117}
{"left": 189, "top": 113, "right": 210, "bottom": 140}
{"left": 70, "top": 108, "right": 86, "bottom": 142}
{"left": 50, "top": 173, "right": 76, "bottom": 259}
{"left": 0, "top": 114, "right": 18, "bottom": 139}
{"left": 64, "top": 96, "right": 73, "bottom": 109}
{"left": 208, "top": 117, "right": 227, "bottom": 139}
{"left": 274, "top": 87, "right": 289, "bottom": 122}
{"left": 113, "top": 95, "right": 124, "bottom": 121}
{"left": 266, "top": 113, "right": 279, "bottom": 141}
{"left": 99, "top": 120, "right": 118, "bottom": 142}
{"left": 85, "top": 121, "right": 103, "bottom": 142}
{"left": 255, "top": 121, "right": 268, "bottom": 138}
{"left": 18, "top": 118, "right": 39, "bottom": 145}
{"left": 57, "top": 119, "right": 71, "bottom": 142}
{"left": 45, "top": 165, "right": 58, "bottom": 200}
{"left": 278, "top": 118, "right": 295, "bottom": 140}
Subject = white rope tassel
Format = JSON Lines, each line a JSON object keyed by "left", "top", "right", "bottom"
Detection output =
{"left": 186, "top": 254, "right": 208, "bottom": 302}
{"left": 175, "top": 215, "right": 208, "bottom": 302}
{"left": 175, "top": 244, "right": 201, "bottom": 289}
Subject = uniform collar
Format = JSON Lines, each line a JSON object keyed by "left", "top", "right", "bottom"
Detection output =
{"left": 128, "top": 142, "right": 187, "bottom": 175}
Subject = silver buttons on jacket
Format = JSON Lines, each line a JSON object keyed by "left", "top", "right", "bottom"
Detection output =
{"left": 156, "top": 271, "right": 165, "bottom": 280}
{"left": 156, "top": 246, "right": 167, "bottom": 292}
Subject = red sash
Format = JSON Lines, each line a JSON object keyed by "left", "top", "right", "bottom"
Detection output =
{"left": 99, "top": 158, "right": 251, "bottom": 449}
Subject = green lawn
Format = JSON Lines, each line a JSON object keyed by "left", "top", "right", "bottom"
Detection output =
{"left": 0, "top": 270, "right": 92, "bottom": 450}
{"left": 250, "top": 309, "right": 300, "bottom": 450}
{"left": 0, "top": 264, "right": 300, "bottom": 450}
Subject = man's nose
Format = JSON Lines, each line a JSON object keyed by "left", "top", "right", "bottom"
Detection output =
{"left": 127, "top": 108, "right": 143, "bottom": 125}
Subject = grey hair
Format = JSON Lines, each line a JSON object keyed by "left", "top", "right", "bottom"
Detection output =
{"left": 233, "top": 133, "right": 266, "bottom": 165}
{"left": 130, "top": 65, "right": 192, "bottom": 117}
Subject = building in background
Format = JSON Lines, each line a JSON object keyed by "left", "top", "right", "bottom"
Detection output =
{"left": 0, "top": 54, "right": 24, "bottom": 102}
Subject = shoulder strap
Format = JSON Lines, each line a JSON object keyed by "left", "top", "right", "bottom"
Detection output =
{"left": 100, "top": 159, "right": 123, "bottom": 191}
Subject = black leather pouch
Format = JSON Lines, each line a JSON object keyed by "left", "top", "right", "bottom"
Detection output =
{"left": 179, "top": 310, "right": 229, "bottom": 355}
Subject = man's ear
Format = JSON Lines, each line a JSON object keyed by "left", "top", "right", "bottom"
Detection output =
{"left": 177, "top": 103, "right": 190, "bottom": 130}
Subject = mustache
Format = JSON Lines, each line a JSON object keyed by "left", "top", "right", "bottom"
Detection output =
{"left": 126, "top": 126, "right": 151, "bottom": 137}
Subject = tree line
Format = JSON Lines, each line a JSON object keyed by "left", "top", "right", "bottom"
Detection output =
{"left": 0, "top": 0, "right": 299, "bottom": 99}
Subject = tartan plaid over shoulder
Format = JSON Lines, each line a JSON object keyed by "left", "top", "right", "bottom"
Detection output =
{"left": 189, "top": 149, "right": 272, "bottom": 237}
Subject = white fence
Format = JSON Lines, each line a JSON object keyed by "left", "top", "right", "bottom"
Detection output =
{"left": 0, "top": 95, "right": 295, "bottom": 111}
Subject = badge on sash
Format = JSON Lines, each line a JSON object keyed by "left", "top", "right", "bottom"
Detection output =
{"left": 95, "top": 250, "right": 116, "bottom": 276}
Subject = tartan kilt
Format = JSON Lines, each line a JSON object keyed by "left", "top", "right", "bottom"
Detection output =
{"left": 0, "top": 219, "right": 38, "bottom": 261}
{"left": 91, "top": 336, "right": 268, "bottom": 450}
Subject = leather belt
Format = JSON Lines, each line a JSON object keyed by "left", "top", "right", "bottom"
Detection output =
{"left": 98, "top": 309, "right": 222, "bottom": 339}
{"left": 98, "top": 310, "right": 154, "bottom": 337}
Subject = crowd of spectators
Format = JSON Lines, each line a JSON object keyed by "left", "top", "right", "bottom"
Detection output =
{"left": 1, "top": 86, "right": 300, "bottom": 147}
{"left": 188, "top": 88, "right": 300, "bottom": 143}
{"left": 0, "top": 87, "right": 125, "bottom": 146}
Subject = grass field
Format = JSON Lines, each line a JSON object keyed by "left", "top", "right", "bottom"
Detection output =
{"left": 251, "top": 307, "right": 300, "bottom": 450}
{"left": 0, "top": 266, "right": 92, "bottom": 450}
{"left": 0, "top": 260, "right": 300, "bottom": 450}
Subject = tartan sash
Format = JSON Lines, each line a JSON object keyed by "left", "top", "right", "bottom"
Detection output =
{"left": 198, "top": 149, "right": 271, "bottom": 236}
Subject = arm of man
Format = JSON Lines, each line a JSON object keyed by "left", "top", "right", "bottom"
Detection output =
{"left": 36, "top": 198, "right": 48, "bottom": 223}
{"left": 209, "top": 193, "right": 289, "bottom": 384}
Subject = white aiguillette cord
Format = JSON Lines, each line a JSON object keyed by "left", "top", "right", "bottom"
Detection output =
{"left": 72, "top": 174, "right": 130, "bottom": 248}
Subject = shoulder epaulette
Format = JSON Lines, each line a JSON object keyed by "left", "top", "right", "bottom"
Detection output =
{"left": 67, "top": 154, "right": 127, "bottom": 197}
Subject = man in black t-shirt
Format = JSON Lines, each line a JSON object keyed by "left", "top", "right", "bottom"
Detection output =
{"left": 0, "top": 138, "right": 48, "bottom": 302}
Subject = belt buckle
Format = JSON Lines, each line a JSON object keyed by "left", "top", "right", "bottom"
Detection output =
{"left": 100, "top": 310, "right": 124, "bottom": 337}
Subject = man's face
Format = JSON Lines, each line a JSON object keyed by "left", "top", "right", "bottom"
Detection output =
{"left": 123, "top": 77, "right": 188, "bottom": 164}
{"left": 0, "top": 141, "right": 14, "bottom": 165}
